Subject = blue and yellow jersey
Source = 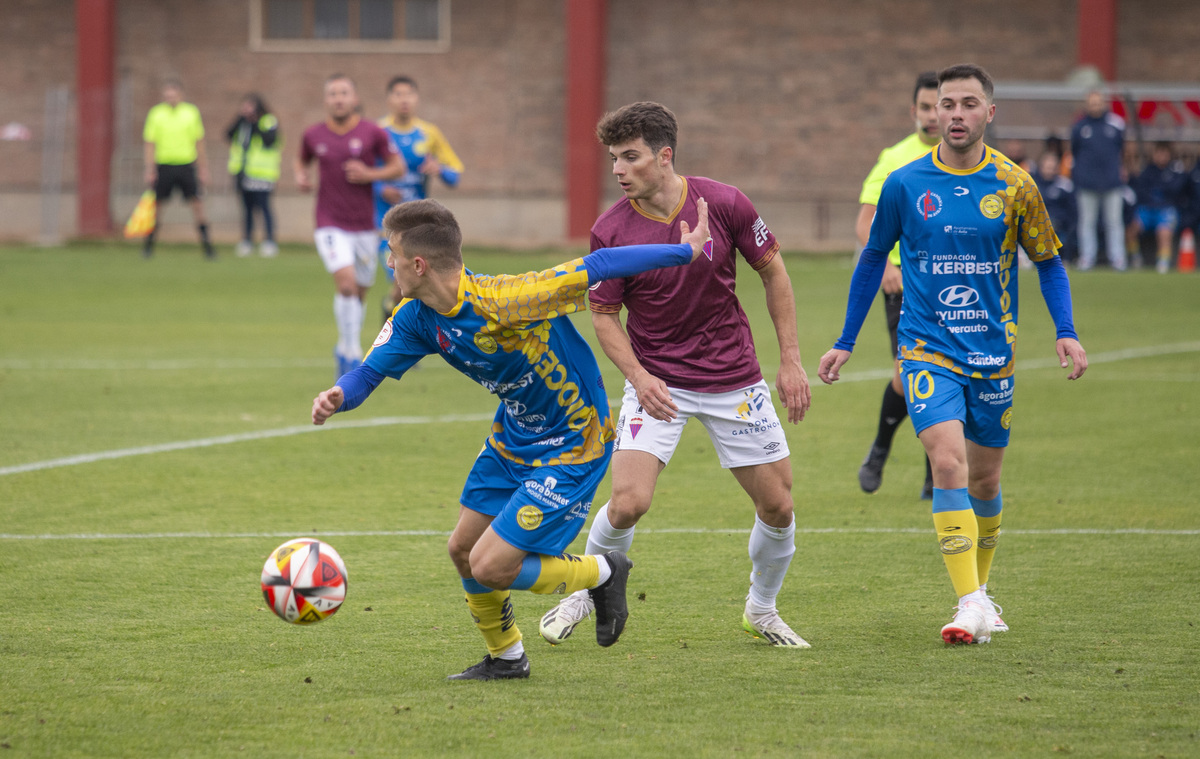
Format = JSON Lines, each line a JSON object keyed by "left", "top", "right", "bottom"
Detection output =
{"left": 374, "top": 116, "right": 464, "bottom": 226}
{"left": 860, "top": 132, "right": 938, "bottom": 266}
{"left": 363, "top": 258, "right": 612, "bottom": 467}
{"left": 865, "top": 146, "right": 1061, "bottom": 379}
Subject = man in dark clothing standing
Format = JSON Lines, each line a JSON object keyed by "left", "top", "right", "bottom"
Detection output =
{"left": 1070, "top": 90, "right": 1126, "bottom": 271}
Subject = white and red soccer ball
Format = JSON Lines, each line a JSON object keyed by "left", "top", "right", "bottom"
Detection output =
{"left": 261, "top": 538, "right": 348, "bottom": 624}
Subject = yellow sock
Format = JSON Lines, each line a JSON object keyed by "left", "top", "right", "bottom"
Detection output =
{"left": 464, "top": 588, "right": 521, "bottom": 657}
{"left": 512, "top": 553, "right": 601, "bottom": 595}
{"left": 932, "top": 487, "right": 980, "bottom": 598}
{"left": 975, "top": 513, "right": 1002, "bottom": 587}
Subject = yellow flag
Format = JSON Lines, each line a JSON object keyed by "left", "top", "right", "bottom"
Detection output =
{"left": 123, "top": 191, "right": 156, "bottom": 238}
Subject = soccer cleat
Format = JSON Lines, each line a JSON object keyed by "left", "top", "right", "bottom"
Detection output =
{"left": 259, "top": 241, "right": 279, "bottom": 258}
{"left": 589, "top": 551, "right": 633, "bottom": 647}
{"left": 985, "top": 595, "right": 1009, "bottom": 633}
{"left": 858, "top": 444, "right": 889, "bottom": 493}
{"left": 538, "top": 590, "right": 594, "bottom": 645}
{"left": 742, "top": 611, "right": 811, "bottom": 648}
{"left": 203, "top": 242, "right": 217, "bottom": 260}
{"left": 236, "top": 240, "right": 253, "bottom": 257}
{"left": 446, "top": 653, "right": 530, "bottom": 681}
{"left": 940, "top": 601, "right": 992, "bottom": 645}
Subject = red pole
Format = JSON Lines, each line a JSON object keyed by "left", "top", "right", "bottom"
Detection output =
{"left": 1078, "top": 0, "right": 1118, "bottom": 80}
{"left": 565, "top": 0, "right": 607, "bottom": 241}
{"left": 76, "top": 0, "right": 117, "bottom": 236}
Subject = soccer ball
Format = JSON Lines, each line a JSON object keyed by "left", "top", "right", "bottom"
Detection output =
{"left": 261, "top": 538, "right": 349, "bottom": 624}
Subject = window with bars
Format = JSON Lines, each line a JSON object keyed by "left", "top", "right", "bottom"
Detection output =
{"left": 251, "top": 0, "right": 449, "bottom": 52}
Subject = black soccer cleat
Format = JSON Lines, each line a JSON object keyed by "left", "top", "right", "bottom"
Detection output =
{"left": 589, "top": 551, "right": 633, "bottom": 647}
{"left": 858, "top": 444, "right": 889, "bottom": 493}
{"left": 446, "top": 653, "right": 530, "bottom": 681}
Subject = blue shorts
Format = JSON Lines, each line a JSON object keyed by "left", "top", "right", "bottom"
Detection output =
{"left": 460, "top": 444, "right": 612, "bottom": 555}
{"left": 1136, "top": 206, "right": 1178, "bottom": 232}
{"left": 899, "top": 361, "right": 1013, "bottom": 448}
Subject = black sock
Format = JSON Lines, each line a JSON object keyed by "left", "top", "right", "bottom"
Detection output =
{"left": 198, "top": 223, "right": 211, "bottom": 244}
{"left": 924, "top": 454, "right": 933, "bottom": 484}
{"left": 873, "top": 381, "right": 908, "bottom": 450}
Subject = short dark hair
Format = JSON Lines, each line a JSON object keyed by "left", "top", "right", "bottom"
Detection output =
{"left": 596, "top": 101, "right": 678, "bottom": 159}
{"left": 913, "top": 71, "right": 939, "bottom": 103}
{"left": 387, "top": 75, "right": 418, "bottom": 93}
{"left": 382, "top": 199, "right": 463, "bottom": 272}
{"left": 937, "top": 64, "right": 994, "bottom": 102}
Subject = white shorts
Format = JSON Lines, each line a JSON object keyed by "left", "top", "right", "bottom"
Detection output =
{"left": 314, "top": 227, "right": 378, "bottom": 287}
{"left": 613, "top": 379, "right": 790, "bottom": 469}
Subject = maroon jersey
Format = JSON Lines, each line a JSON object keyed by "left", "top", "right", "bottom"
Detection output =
{"left": 589, "top": 176, "right": 779, "bottom": 392}
{"left": 300, "top": 119, "right": 397, "bottom": 231}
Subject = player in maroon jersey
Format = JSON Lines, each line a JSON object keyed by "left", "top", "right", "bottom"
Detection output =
{"left": 296, "top": 74, "right": 404, "bottom": 377}
{"left": 539, "top": 102, "right": 814, "bottom": 648}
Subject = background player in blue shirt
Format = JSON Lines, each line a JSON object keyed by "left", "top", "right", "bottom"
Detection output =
{"left": 312, "top": 198, "right": 712, "bottom": 680}
{"left": 374, "top": 76, "right": 465, "bottom": 322}
{"left": 818, "top": 64, "right": 1088, "bottom": 647}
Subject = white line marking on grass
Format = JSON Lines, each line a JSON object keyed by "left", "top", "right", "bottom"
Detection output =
{"left": 4, "top": 341, "right": 1197, "bottom": 478}
{"left": 1, "top": 527, "right": 1195, "bottom": 541}
{"left": 0, "top": 413, "right": 493, "bottom": 477}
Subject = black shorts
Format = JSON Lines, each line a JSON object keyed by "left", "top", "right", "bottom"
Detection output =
{"left": 154, "top": 163, "right": 199, "bottom": 201}
{"left": 883, "top": 290, "right": 902, "bottom": 358}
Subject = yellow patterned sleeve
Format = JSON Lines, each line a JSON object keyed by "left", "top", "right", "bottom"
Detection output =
{"left": 466, "top": 258, "right": 592, "bottom": 326}
{"left": 1014, "top": 169, "right": 1062, "bottom": 262}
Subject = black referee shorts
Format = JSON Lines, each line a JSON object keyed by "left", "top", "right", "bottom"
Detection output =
{"left": 883, "top": 290, "right": 902, "bottom": 358}
{"left": 154, "top": 162, "right": 200, "bottom": 201}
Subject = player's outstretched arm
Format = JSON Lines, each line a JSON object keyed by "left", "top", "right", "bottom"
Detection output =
{"left": 592, "top": 310, "right": 678, "bottom": 422}
{"left": 312, "top": 386, "right": 345, "bottom": 425}
{"left": 817, "top": 348, "right": 852, "bottom": 385}
{"left": 1057, "top": 337, "right": 1088, "bottom": 380}
{"left": 678, "top": 197, "right": 711, "bottom": 261}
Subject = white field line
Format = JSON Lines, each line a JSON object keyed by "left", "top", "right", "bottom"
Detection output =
{"left": 2, "top": 341, "right": 1198, "bottom": 478}
{"left": 0, "top": 526, "right": 1195, "bottom": 541}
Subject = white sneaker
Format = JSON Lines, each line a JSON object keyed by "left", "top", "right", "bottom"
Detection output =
{"left": 259, "top": 241, "right": 279, "bottom": 258}
{"left": 940, "top": 600, "right": 992, "bottom": 645}
{"left": 742, "top": 609, "right": 811, "bottom": 648}
{"left": 985, "top": 595, "right": 1009, "bottom": 633}
{"left": 538, "top": 591, "right": 593, "bottom": 645}
{"left": 235, "top": 240, "right": 253, "bottom": 257}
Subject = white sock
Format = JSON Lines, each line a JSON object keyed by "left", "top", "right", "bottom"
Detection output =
{"left": 746, "top": 514, "right": 796, "bottom": 616}
{"left": 960, "top": 588, "right": 989, "bottom": 608}
{"left": 593, "top": 556, "right": 613, "bottom": 586}
{"left": 497, "top": 640, "right": 525, "bottom": 661}
{"left": 584, "top": 503, "right": 635, "bottom": 555}
{"left": 333, "top": 294, "right": 364, "bottom": 358}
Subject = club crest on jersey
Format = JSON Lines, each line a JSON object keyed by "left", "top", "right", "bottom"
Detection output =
{"left": 348, "top": 137, "right": 363, "bottom": 156}
{"left": 979, "top": 194, "right": 1005, "bottom": 219}
{"left": 917, "top": 190, "right": 943, "bottom": 220}
{"left": 372, "top": 320, "right": 393, "bottom": 347}
{"left": 474, "top": 333, "right": 498, "bottom": 354}
{"left": 702, "top": 236, "right": 714, "bottom": 260}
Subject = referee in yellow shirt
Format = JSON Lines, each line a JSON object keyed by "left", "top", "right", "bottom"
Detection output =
{"left": 142, "top": 79, "right": 214, "bottom": 258}
{"left": 853, "top": 72, "right": 940, "bottom": 498}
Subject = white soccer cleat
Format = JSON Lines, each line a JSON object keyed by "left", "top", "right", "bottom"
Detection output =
{"left": 235, "top": 240, "right": 253, "bottom": 257}
{"left": 259, "top": 240, "right": 279, "bottom": 258}
{"left": 985, "top": 595, "right": 1009, "bottom": 633}
{"left": 538, "top": 590, "right": 594, "bottom": 645}
{"left": 941, "top": 601, "right": 992, "bottom": 645}
{"left": 742, "top": 610, "right": 811, "bottom": 648}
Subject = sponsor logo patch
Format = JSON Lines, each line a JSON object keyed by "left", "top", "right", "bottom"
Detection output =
{"left": 372, "top": 321, "right": 393, "bottom": 347}
{"left": 917, "top": 190, "right": 943, "bottom": 220}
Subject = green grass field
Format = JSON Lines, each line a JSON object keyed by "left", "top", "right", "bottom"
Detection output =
{"left": 1, "top": 242, "right": 1198, "bottom": 758}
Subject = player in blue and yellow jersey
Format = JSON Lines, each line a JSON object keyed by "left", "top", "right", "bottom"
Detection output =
{"left": 374, "top": 76, "right": 465, "bottom": 321}
{"left": 312, "top": 197, "right": 712, "bottom": 680}
{"left": 854, "top": 71, "right": 940, "bottom": 499}
{"left": 819, "top": 64, "right": 1088, "bottom": 646}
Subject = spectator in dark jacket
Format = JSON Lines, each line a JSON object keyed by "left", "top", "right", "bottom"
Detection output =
{"left": 1128, "top": 142, "right": 1189, "bottom": 273}
{"left": 1071, "top": 90, "right": 1126, "bottom": 270}
{"left": 1034, "top": 151, "right": 1077, "bottom": 263}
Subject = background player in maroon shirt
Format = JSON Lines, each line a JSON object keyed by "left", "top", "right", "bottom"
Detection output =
{"left": 296, "top": 74, "right": 403, "bottom": 377}
{"left": 540, "top": 102, "right": 814, "bottom": 648}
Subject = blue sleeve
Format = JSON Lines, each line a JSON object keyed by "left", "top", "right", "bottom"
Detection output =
{"left": 1033, "top": 255, "right": 1077, "bottom": 340}
{"left": 440, "top": 167, "right": 461, "bottom": 188}
{"left": 335, "top": 364, "right": 386, "bottom": 412}
{"left": 833, "top": 249, "right": 888, "bottom": 351}
{"left": 583, "top": 243, "right": 692, "bottom": 284}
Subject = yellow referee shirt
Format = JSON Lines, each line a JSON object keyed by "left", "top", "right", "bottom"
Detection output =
{"left": 143, "top": 102, "right": 205, "bottom": 166}
{"left": 859, "top": 132, "right": 936, "bottom": 265}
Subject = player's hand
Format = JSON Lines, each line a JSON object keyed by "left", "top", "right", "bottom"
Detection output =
{"left": 144, "top": 166, "right": 157, "bottom": 188}
{"left": 631, "top": 370, "right": 678, "bottom": 422}
{"left": 343, "top": 159, "right": 371, "bottom": 183}
{"left": 817, "top": 348, "right": 852, "bottom": 385}
{"left": 380, "top": 186, "right": 402, "bottom": 205}
{"left": 679, "top": 197, "right": 712, "bottom": 261}
{"left": 881, "top": 260, "right": 903, "bottom": 295}
{"left": 312, "top": 386, "right": 345, "bottom": 425}
{"left": 419, "top": 156, "right": 442, "bottom": 176}
{"left": 776, "top": 359, "right": 811, "bottom": 424}
{"left": 1056, "top": 337, "right": 1088, "bottom": 380}
{"left": 296, "top": 168, "right": 313, "bottom": 193}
